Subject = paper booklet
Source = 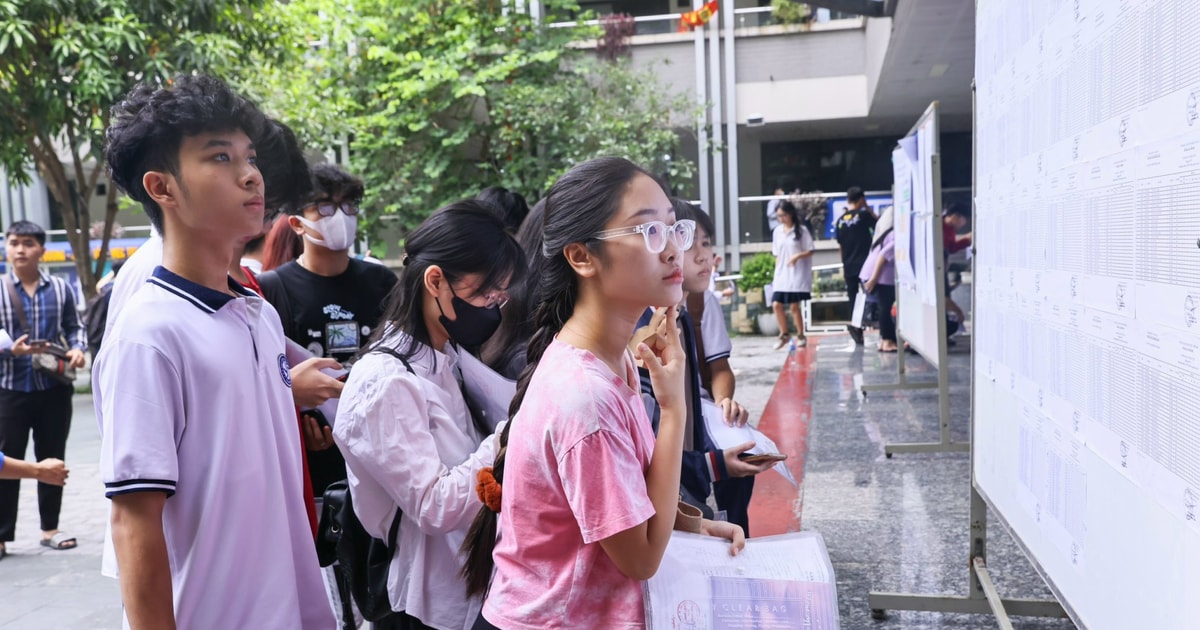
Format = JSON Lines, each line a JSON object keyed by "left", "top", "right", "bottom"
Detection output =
{"left": 702, "top": 399, "right": 798, "bottom": 487}
{"left": 645, "top": 531, "right": 840, "bottom": 630}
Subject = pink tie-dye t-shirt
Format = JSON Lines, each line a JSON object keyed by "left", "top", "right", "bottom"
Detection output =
{"left": 482, "top": 338, "right": 657, "bottom": 630}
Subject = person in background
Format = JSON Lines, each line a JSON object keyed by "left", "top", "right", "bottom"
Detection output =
{"left": 942, "top": 203, "right": 972, "bottom": 324}
{"left": 0, "top": 453, "right": 67, "bottom": 484}
{"left": 765, "top": 186, "right": 784, "bottom": 233}
{"left": 335, "top": 201, "right": 524, "bottom": 629}
{"left": 0, "top": 220, "right": 87, "bottom": 557}
{"left": 0, "top": 450, "right": 69, "bottom": 558}
{"left": 477, "top": 186, "right": 530, "bottom": 235}
{"left": 480, "top": 198, "right": 545, "bottom": 380}
{"left": 262, "top": 214, "right": 304, "bottom": 272}
{"left": 639, "top": 199, "right": 770, "bottom": 536}
{"left": 835, "top": 186, "right": 877, "bottom": 345}
{"left": 257, "top": 163, "right": 398, "bottom": 622}
{"left": 770, "top": 200, "right": 815, "bottom": 350}
{"left": 84, "top": 259, "right": 124, "bottom": 360}
{"left": 860, "top": 208, "right": 897, "bottom": 353}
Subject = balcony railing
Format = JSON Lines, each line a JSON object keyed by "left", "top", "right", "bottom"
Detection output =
{"left": 548, "top": 5, "right": 861, "bottom": 37}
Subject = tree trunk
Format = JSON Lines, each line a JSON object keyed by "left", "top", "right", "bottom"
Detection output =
{"left": 28, "top": 137, "right": 101, "bottom": 299}
{"left": 95, "top": 177, "right": 120, "bottom": 279}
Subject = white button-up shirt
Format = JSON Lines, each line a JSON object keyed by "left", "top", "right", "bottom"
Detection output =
{"left": 334, "top": 332, "right": 501, "bottom": 630}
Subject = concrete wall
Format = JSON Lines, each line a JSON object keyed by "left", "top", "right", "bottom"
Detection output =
{"left": 736, "top": 29, "right": 866, "bottom": 82}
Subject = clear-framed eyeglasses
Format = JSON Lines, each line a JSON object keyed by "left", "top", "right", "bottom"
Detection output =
{"left": 302, "top": 201, "right": 360, "bottom": 217}
{"left": 450, "top": 283, "right": 509, "bottom": 309}
{"left": 591, "top": 219, "right": 696, "bottom": 254}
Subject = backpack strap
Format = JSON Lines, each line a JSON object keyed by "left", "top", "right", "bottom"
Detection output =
{"left": 369, "top": 344, "right": 413, "bottom": 553}
{"left": 3, "top": 275, "right": 31, "bottom": 334}
{"left": 369, "top": 345, "right": 414, "bottom": 375}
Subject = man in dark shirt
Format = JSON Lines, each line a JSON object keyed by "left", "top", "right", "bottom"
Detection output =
{"left": 258, "top": 164, "right": 397, "bottom": 496}
{"left": 834, "top": 186, "right": 877, "bottom": 345}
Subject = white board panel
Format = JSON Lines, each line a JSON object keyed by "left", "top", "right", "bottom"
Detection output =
{"left": 974, "top": 0, "right": 1200, "bottom": 627}
{"left": 894, "top": 104, "right": 946, "bottom": 367}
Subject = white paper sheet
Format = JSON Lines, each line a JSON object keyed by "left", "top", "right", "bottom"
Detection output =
{"left": 850, "top": 292, "right": 866, "bottom": 329}
{"left": 644, "top": 531, "right": 840, "bottom": 630}
{"left": 703, "top": 399, "right": 797, "bottom": 486}
{"left": 458, "top": 347, "right": 517, "bottom": 432}
{"left": 0, "top": 329, "right": 12, "bottom": 353}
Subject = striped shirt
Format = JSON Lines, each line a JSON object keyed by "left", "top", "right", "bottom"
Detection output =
{"left": 0, "top": 269, "right": 86, "bottom": 392}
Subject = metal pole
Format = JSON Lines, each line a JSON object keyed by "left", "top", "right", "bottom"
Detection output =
{"left": 708, "top": 4, "right": 725, "bottom": 256}
{"left": 693, "top": 1, "right": 710, "bottom": 218}
{"left": 723, "top": 0, "right": 741, "bottom": 271}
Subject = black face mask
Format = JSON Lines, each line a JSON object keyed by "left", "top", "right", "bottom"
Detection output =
{"left": 435, "top": 288, "right": 502, "bottom": 350}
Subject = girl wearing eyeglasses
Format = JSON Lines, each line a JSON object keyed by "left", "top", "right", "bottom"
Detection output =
{"left": 462, "top": 157, "right": 744, "bottom": 629}
{"left": 332, "top": 201, "right": 524, "bottom": 630}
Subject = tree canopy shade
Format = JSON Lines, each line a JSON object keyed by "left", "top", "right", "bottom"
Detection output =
{"left": 239, "top": 0, "right": 698, "bottom": 250}
{"left": 2, "top": 0, "right": 700, "bottom": 278}
{"left": 0, "top": 0, "right": 290, "bottom": 296}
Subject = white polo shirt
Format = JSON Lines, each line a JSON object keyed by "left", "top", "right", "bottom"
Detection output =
{"left": 104, "top": 230, "right": 162, "bottom": 337}
{"left": 699, "top": 290, "right": 733, "bottom": 367}
{"left": 94, "top": 266, "right": 333, "bottom": 630}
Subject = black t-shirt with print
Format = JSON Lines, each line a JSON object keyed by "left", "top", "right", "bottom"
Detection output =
{"left": 258, "top": 258, "right": 397, "bottom": 494}
{"left": 835, "top": 208, "right": 878, "bottom": 274}
{"left": 260, "top": 258, "right": 397, "bottom": 364}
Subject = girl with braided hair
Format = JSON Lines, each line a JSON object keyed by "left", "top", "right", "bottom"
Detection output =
{"left": 333, "top": 201, "right": 524, "bottom": 630}
{"left": 462, "top": 157, "right": 744, "bottom": 629}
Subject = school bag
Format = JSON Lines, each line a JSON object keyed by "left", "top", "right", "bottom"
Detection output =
{"left": 315, "top": 346, "right": 412, "bottom": 622}
{"left": 84, "top": 284, "right": 113, "bottom": 357}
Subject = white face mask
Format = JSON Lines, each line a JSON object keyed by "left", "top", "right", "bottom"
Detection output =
{"left": 298, "top": 212, "right": 358, "bottom": 251}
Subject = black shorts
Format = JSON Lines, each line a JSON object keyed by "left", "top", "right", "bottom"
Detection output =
{"left": 772, "top": 291, "right": 811, "bottom": 304}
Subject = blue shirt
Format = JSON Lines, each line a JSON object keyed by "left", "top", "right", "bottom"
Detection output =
{"left": 0, "top": 269, "right": 86, "bottom": 392}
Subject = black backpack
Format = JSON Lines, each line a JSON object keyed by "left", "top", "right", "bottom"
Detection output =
{"left": 315, "top": 347, "right": 412, "bottom": 622}
{"left": 84, "top": 285, "right": 113, "bottom": 357}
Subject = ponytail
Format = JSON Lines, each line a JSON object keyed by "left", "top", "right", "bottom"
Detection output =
{"left": 458, "top": 156, "right": 660, "bottom": 597}
{"left": 461, "top": 253, "right": 577, "bottom": 596}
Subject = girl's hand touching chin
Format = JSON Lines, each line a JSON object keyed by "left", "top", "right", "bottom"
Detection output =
{"left": 637, "top": 305, "right": 686, "bottom": 413}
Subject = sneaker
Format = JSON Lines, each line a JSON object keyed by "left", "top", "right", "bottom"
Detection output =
{"left": 796, "top": 337, "right": 808, "bottom": 348}
{"left": 773, "top": 335, "right": 790, "bottom": 350}
{"left": 847, "top": 325, "right": 864, "bottom": 345}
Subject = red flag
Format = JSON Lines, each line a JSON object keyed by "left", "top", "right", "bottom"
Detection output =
{"left": 679, "top": 1, "right": 719, "bottom": 32}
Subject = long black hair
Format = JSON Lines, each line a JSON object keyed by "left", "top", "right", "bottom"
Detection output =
{"left": 776, "top": 199, "right": 808, "bottom": 241}
{"left": 461, "top": 157, "right": 664, "bottom": 596}
{"left": 480, "top": 198, "right": 546, "bottom": 379}
{"left": 366, "top": 200, "right": 525, "bottom": 364}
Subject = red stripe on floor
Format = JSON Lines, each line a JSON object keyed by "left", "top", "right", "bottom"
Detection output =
{"left": 747, "top": 339, "right": 816, "bottom": 536}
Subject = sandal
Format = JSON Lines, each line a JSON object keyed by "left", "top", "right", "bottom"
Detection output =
{"left": 40, "top": 531, "right": 77, "bottom": 550}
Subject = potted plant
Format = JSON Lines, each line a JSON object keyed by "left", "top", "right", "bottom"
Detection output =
{"left": 737, "top": 253, "right": 781, "bottom": 335}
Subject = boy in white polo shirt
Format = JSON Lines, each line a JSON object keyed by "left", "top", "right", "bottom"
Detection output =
{"left": 96, "top": 75, "right": 333, "bottom": 629}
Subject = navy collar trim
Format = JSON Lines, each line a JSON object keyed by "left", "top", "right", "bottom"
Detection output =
{"left": 148, "top": 266, "right": 255, "bottom": 314}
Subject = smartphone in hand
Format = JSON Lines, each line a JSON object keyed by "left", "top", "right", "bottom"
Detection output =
{"left": 738, "top": 452, "right": 788, "bottom": 465}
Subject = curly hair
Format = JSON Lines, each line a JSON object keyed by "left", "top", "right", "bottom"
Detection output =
{"left": 104, "top": 74, "right": 269, "bottom": 234}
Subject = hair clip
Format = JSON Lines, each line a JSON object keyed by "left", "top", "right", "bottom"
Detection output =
{"left": 400, "top": 253, "right": 411, "bottom": 266}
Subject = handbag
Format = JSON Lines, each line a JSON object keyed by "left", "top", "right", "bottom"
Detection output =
{"left": 2, "top": 276, "right": 77, "bottom": 386}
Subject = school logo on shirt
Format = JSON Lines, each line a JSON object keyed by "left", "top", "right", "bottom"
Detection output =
{"left": 278, "top": 354, "right": 292, "bottom": 388}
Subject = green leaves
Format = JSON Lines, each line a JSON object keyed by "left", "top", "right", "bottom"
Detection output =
{"left": 0, "top": 0, "right": 284, "bottom": 296}
{"left": 239, "top": 0, "right": 696, "bottom": 240}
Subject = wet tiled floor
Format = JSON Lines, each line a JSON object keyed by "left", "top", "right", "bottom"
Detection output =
{"left": 799, "top": 334, "right": 1078, "bottom": 629}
